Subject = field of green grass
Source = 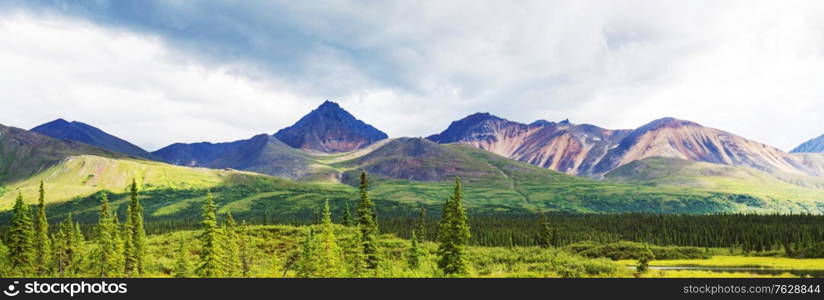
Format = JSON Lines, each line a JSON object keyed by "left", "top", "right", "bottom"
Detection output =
{"left": 616, "top": 256, "right": 824, "bottom": 270}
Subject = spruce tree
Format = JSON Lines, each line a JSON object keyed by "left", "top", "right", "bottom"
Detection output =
{"left": 53, "top": 213, "right": 79, "bottom": 277}
{"left": 539, "top": 213, "right": 552, "bottom": 248}
{"left": 125, "top": 179, "right": 147, "bottom": 276}
{"left": 73, "top": 222, "right": 86, "bottom": 273}
{"left": 317, "top": 199, "right": 343, "bottom": 277}
{"left": 110, "top": 211, "right": 125, "bottom": 277}
{"left": 238, "top": 222, "right": 253, "bottom": 278}
{"left": 345, "top": 225, "right": 366, "bottom": 277}
{"left": 123, "top": 204, "right": 134, "bottom": 275}
{"left": 296, "top": 229, "right": 319, "bottom": 277}
{"left": 222, "top": 213, "right": 242, "bottom": 277}
{"left": 197, "top": 192, "right": 223, "bottom": 278}
{"left": 33, "top": 182, "right": 51, "bottom": 276}
{"left": 341, "top": 200, "right": 352, "bottom": 227}
{"left": 173, "top": 237, "right": 192, "bottom": 278}
{"left": 52, "top": 231, "right": 68, "bottom": 277}
{"left": 437, "top": 177, "right": 470, "bottom": 276}
{"left": 96, "top": 191, "right": 120, "bottom": 277}
{"left": 8, "top": 193, "right": 35, "bottom": 276}
{"left": 416, "top": 207, "right": 427, "bottom": 242}
{"left": 355, "top": 172, "right": 380, "bottom": 271}
{"left": 407, "top": 230, "right": 421, "bottom": 269}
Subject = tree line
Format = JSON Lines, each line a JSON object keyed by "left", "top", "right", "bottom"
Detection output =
{"left": 382, "top": 213, "right": 824, "bottom": 255}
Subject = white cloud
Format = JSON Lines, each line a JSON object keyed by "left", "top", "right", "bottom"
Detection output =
{"left": 0, "top": 12, "right": 318, "bottom": 150}
{"left": 3, "top": 1, "right": 824, "bottom": 151}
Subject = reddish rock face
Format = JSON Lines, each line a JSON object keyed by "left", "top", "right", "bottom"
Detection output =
{"left": 592, "top": 118, "right": 819, "bottom": 176}
{"left": 427, "top": 113, "right": 630, "bottom": 175}
{"left": 274, "top": 100, "right": 388, "bottom": 153}
{"left": 428, "top": 114, "right": 821, "bottom": 177}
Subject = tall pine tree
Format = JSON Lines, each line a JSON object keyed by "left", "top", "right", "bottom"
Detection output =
{"left": 173, "top": 236, "right": 192, "bottom": 278}
{"left": 53, "top": 213, "right": 81, "bottom": 277}
{"left": 96, "top": 191, "right": 121, "bottom": 277}
{"left": 341, "top": 200, "right": 352, "bottom": 227}
{"left": 539, "top": 212, "right": 553, "bottom": 249}
{"left": 33, "top": 182, "right": 50, "bottom": 276}
{"left": 73, "top": 222, "right": 86, "bottom": 272}
{"left": 110, "top": 211, "right": 125, "bottom": 277}
{"left": 407, "top": 230, "right": 421, "bottom": 269}
{"left": 222, "top": 213, "right": 242, "bottom": 277}
{"left": 437, "top": 177, "right": 471, "bottom": 276}
{"left": 238, "top": 222, "right": 254, "bottom": 278}
{"left": 197, "top": 192, "right": 223, "bottom": 278}
{"left": 126, "top": 179, "right": 147, "bottom": 276}
{"left": 295, "top": 229, "right": 319, "bottom": 277}
{"left": 8, "top": 193, "right": 34, "bottom": 276}
{"left": 123, "top": 204, "right": 134, "bottom": 275}
{"left": 355, "top": 172, "right": 380, "bottom": 271}
{"left": 317, "top": 199, "right": 343, "bottom": 277}
{"left": 416, "top": 207, "right": 427, "bottom": 242}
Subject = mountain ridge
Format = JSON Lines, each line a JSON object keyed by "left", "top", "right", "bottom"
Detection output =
{"left": 31, "top": 119, "right": 159, "bottom": 160}
{"left": 792, "top": 133, "right": 824, "bottom": 153}
{"left": 427, "top": 113, "right": 821, "bottom": 178}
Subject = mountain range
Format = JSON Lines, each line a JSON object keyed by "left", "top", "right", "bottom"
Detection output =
{"left": 428, "top": 113, "right": 824, "bottom": 177}
{"left": 3, "top": 100, "right": 824, "bottom": 216}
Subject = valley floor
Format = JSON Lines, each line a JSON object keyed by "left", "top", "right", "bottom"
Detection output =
{"left": 105, "top": 225, "right": 824, "bottom": 278}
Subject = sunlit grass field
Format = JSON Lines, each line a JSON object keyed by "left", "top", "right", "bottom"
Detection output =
{"left": 617, "top": 256, "right": 824, "bottom": 270}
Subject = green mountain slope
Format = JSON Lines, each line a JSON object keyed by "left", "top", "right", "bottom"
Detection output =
{"left": 0, "top": 124, "right": 122, "bottom": 183}
{"left": 329, "top": 139, "right": 822, "bottom": 214}
{"left": 604, "top": 157, "right": 824, "bottom": 213}
{"left": 0, "top": 154, "right": 266, "bottom": 209}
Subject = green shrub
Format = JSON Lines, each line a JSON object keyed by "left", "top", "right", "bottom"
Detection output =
{"left": 468, "top": 246, "right": 628, "bottom": 278}
{"left": 565, "top": 241, "right": 710, "bottom": 260}
{"left": 794, "top": 242, "right": 824, "bottom": 258}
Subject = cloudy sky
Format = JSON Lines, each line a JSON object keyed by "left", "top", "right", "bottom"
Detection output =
{"left": 1, "top": 0, "right": 824, "bottom": 151}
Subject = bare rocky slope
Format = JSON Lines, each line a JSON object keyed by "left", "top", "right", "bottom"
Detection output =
{"left": 428, "top": 114, "right": 822, "bottom": 177}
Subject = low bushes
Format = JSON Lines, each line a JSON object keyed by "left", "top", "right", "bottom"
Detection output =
{"left": 564, "top": 241, "right": 710, "bottom": 260}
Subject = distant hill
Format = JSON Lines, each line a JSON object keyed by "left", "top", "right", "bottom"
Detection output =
{"left": 274, "top": 100, "right": 388, "bottom": 153}
{"left": 792, "top": 133, "right": 824, "bottom": 153}
{"left": 153, "top": 134, "right": 320, "bottom": 180}
{"left": 335, "top": 137, "right": 506, "bottom": 182}
{"left": 31, "top": 119, "right": 158, "bottom": 160}
{"left": 0, "top": 123, "right": 122, "bottom": 183}
{"left": 604, "top": 157, "right": 824, "bottom": 212}
{"left": 152, "top": 140, "right": 240, "bottom": 167}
